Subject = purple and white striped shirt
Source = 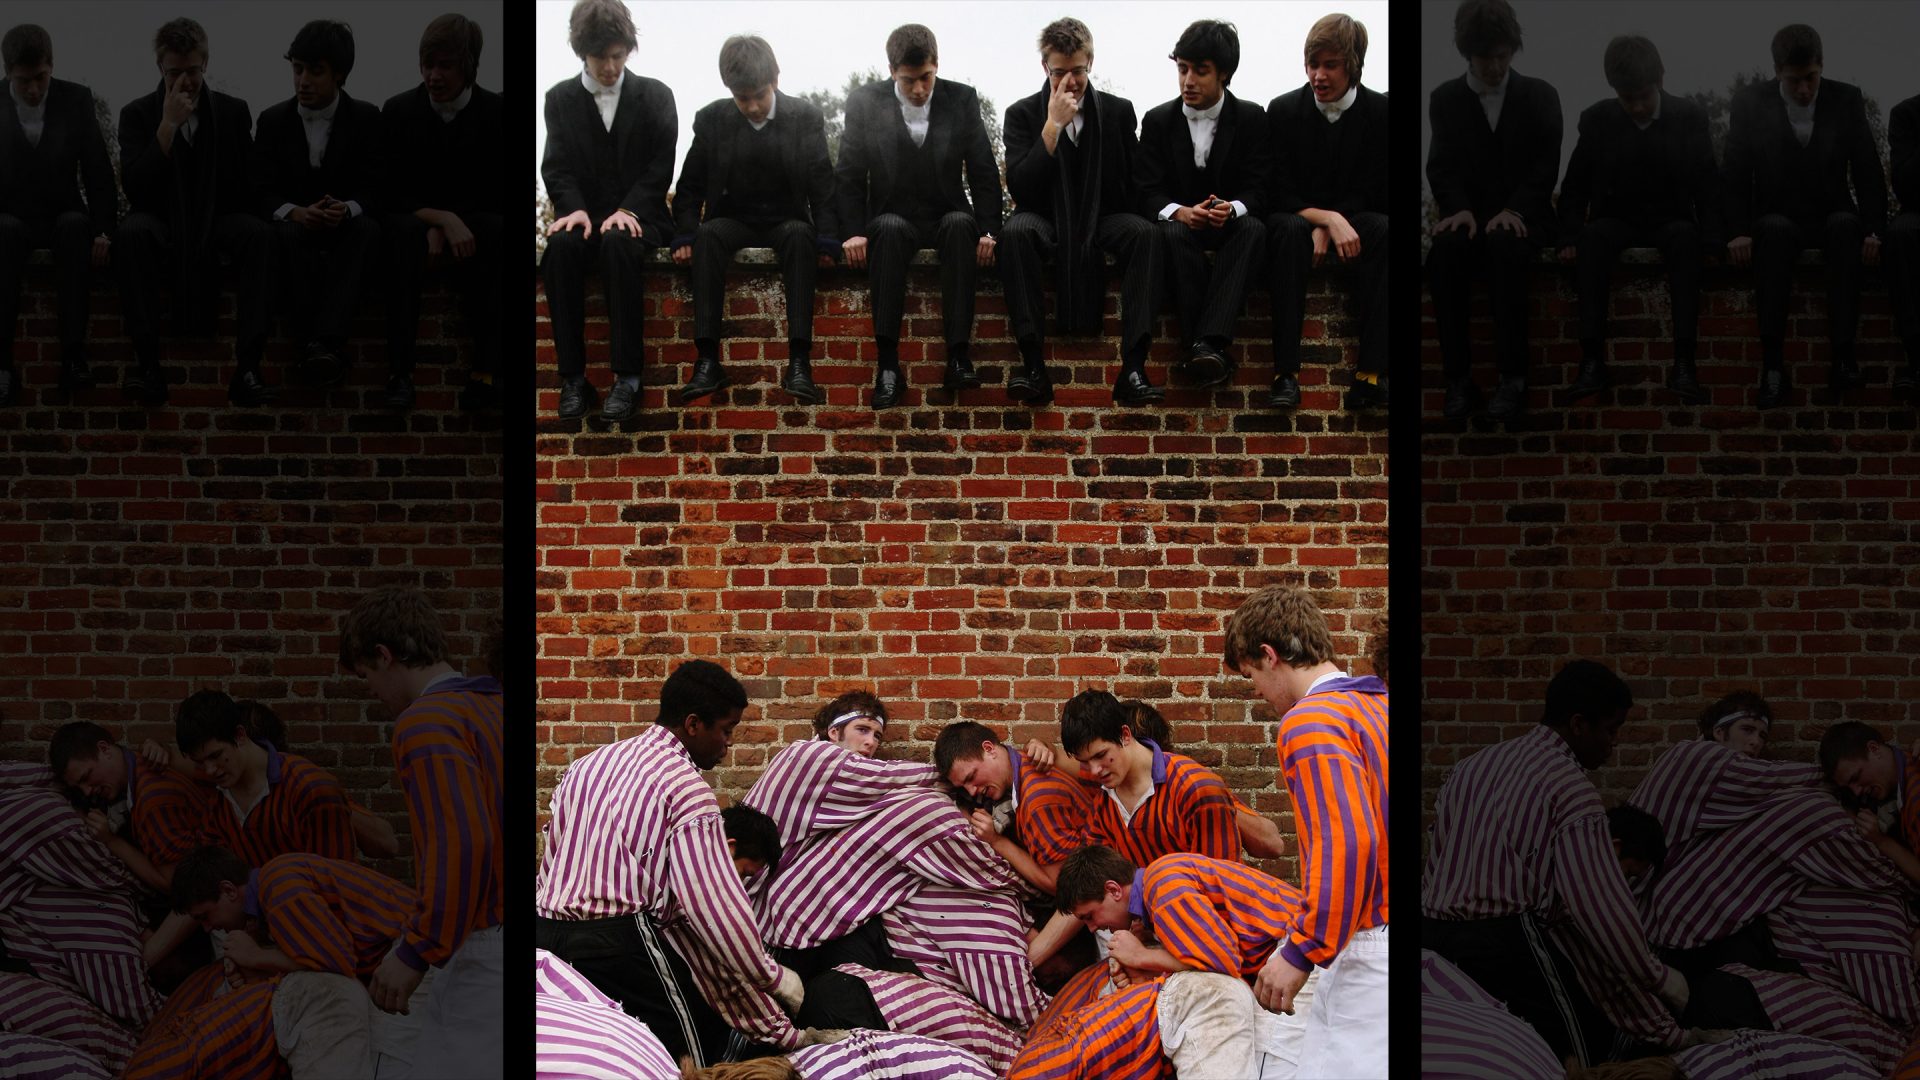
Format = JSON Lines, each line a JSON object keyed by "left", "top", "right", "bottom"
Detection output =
{"left": 1419, "top": 950, "right": 1564, "bottom": 1079}
{"left": 1671, "top": 1029, "right": 1878, "bottom": 1080}
{"left": 788, "top": 1030, "right": 996, "bottom": 1080}
{"left": 0, "top": 784, "right": 157, "bottom": 1027}
{"left": 1719, "top": 962, "right": 1904, "bottom": 1075}
{"left": 1422, "top": 723, "right": 1679, "bottom": 1046}
{"left": 1627, "top": 740, "right": 1822, "bottom": 856}
{"left": 744, "top": 740, "right": 939, "bottom": 859}
{"left": 1766, "top": 884, "right": 1918, "bottom": 1028}
{"left": 535, "top": 724, "right": 797, "bottom": 1049}
{"left": 0, "top": 1031, "right": 113, "bottom": 1080}
{"left": 834, "top": 963, "right": 1020, "bottom": 1076}
{"left": 0, "top": 972, "right": 138, "bottom": 1077}
{"left": 535, "top": 950, "right": 680, "bottom": 1080}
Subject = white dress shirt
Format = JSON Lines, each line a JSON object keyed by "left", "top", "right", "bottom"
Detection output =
{"left": 10, "top": 81, "right": 44, "bottom": 148}
{"left": 1464, "top": 68, "right": 1507, "bottom": 131}
{"left": 748, "top": 92, "right": 777, "bottom": 132}
{"left": 1318, "top": 83, "right": 1358, "bottom": 123}
{"left": 433, "top": 84, "right": 473, "bottom": 123}
{"left": 1780, "top": 81, "right": 1816, "bottom": 147}
{"left": 1632, "top": 95, "right": 1662, "bottom": 132}
{"left": 273, "top": 92, "right": 363, "bottom": 222}
{"left": 1157, "top": 94, "right": 1246, "bottom": 222}
{"left": 583, "top": 66, "right": 623, "bottom": 132}
{"left": 894, "top": 79, "right": 933, "bottom": 147}
{"left": 1062, "top": 108, "right": 1083, "bottom": 144}
{"left": 179, "top": 104, "right": 199, "bottom": 145}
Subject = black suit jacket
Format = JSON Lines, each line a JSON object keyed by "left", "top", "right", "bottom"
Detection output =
{"left": 380, "top": 83, "right": 503, "bottom": 220}
{"left": 542, "top": 74, "right": 676, "bottom": 243}
{"left": 1268, "top": 83, "right": 1387, "bottom": 218}
{"left": 1426, "top": 70, "right": 1562, "bottom": 241}
{"left": 119, "top": 83, "right": 254, "bottom": 219}
{"left": 671, "top": 91, "right": 836, "bottom": 249}
{"left": 1893, "top": 93, "right": 1920, "bottom": 217}
{"left": 0, "top": 78, "right": 116, "bottom": 234}
{"left": 1136, "top": 90, "right": 1271, "bottom": 218}
{"left": 1557, "top": 92, "right": 1719, "bottom": 243}
{"left": 834, "top": 77, "right": 1001, "bottom": 236}
{"left": 1724, "top": 77, "right": 1887, "bottom": 237}
{"left": 253, "top": 90, "right": 382, "bottom": 218}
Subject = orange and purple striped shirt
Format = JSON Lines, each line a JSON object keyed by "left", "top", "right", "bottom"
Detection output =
{"left": 1083, "top": 742, "right": 1240, "bottom": 869}
{"left": 198, "top": 747, "right": 355, "bottom": 869}
{"left": 1139, "top": 852, "right": 1304, "bottom": 978}
{"left": 252, "top": 853, "right": 416, "bottom": 980}
{"left": 125, "top": 751, "right": 215, "bottom": 867}
{"left": 1009, "top": 980, "right": 1170, "bottom": 1080}
{"left": 122, "top": 977, "right": 284, "bottom": 1080}
{"left": 1275, "top": 676, "right": 1387, "bottom": 972}
{"left": 1008, "top": 747, "right": 1093, "bottom": 867}
{"left": 390, "top": 675, "right": 503, "bottom": 972}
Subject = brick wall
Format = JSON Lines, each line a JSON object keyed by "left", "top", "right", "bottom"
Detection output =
{"left": 534, "top": 254, "right": 1390, "bottom": 882}
{"left": 0, "top": 267, "right": 504, "bottom": 886}
{"left": 1421, "top": 258, "right": 1920, "bottom": 827}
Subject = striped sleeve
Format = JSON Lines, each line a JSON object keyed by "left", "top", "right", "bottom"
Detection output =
{"left": 1421, "top": 951, "right": 1565, "bottom": 1079}
{"left": 1723, "top": 962, "right": 1904, "bottom": 1075}
{"left": 0, "top": 1032, "right": 113, "bottom": 1080}
{"left": 1546, "top": 814, "right": 1682, "bottom": 1045}
{"left": 1016, "top": 774, "right": 1090, "bottom": 866}
{"left": 836, "top": 963, "right": 1022, "bottom": 1076}
{"left": 1276, "top": 721, "right": 1376, "bottom": 969}
{"left": 789, "top": 1031, "right": 997, "bottom": 1080}
{"left": 132, "top": 768, "right": 212, "bottom": 866}
{"left": 1170, "top": 762, "right": 1241, "bottom": 862}
{"left": 1672, "top": 1029, "right": 1878, "bottom": 1080}
{"left": 286, "top": 760, "right": 356, "bottom": 863}
{"left": 0, "top": 972, "right": 138, "bottom": 1077}
{"left": 123, "top": 978, "right": 283, "bottom": 1080}
{"left": 392, "top": 718, "right": 494, "bottom": 970}
{"left": 815, "top": 752, "right": 941, "bottom": 829}
{"left": 660, "top": 813, "right": 799, "bottom": 1049}
{"left": 259, "top": 862, "right": 357, "bottom": 977}
{"left": 1142, "top": 865, "right": 1242, "bottom": 977}
{"left": 536, "top": 994, "right": 679, "bottom": 1080}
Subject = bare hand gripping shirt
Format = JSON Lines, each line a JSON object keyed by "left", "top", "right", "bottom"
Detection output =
{"left": 1422, "top": 722, "right": 1681, "bottom": 1046}
{"left": 536, "top": 722, "right": 798, "bottom": 1049}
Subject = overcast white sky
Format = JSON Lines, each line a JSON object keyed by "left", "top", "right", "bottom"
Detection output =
{"left": 1420, "top": 0, "right": 1920, "bottom": 196}
{"left": 22, "top": 1, "right": 503, "bottom": 123}
{"left": 535, "top": 0, "right": 1391, "bottom": 197}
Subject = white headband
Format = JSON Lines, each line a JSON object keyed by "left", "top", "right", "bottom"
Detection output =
{"left": 826, "top": 710, "right": 883, "bottom": 734}
{"left": 1712, "top": 710, "right": 1766, "bottom": 733}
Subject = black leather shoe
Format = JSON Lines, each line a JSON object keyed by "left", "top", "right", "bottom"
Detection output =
{"left": 297, "top": 341, "right": 345, "bottom": 388}
{"left": 228, "top": 369, "right": 277, "bottom": 407}
{"left": 1185, "top": 341, "right": 1230, "bottom": 386}
{"left": 872, "top": 366, "right": 903, "bottom": 409}
{"left": 0, "top": 367, "right": 15, "bottom": 407}
{"left": 1267, "top": 374, "right": 1300, "bottom": 409}
{"left": 557, "top": 376, "right": 596, "bottom": 418}
{"left": 60, "top": 356, "right": 94, "bottom": 394}
{"left": 783, "top": 358, "right": 824, "bottom": 404}
{"left": 601, "top": 374, "right": 642, "bottom": 420}
{"left": 1112, "top": 367, "right": 1164, "bottom": 406}
{"left": 1009, "top": 363, "right": 1053, "bottom": 405}
{"left": 382, "top": 372, "right": 416, "bottom": 411}
{"left": 1895, "top": 365, "right": 1919, "bottom": 396}
{"left": 1757, "top": 367, "right": 1790, "bottom": 409}
{"left": 1344, "top": 376, "right": 1388, "bottom": 411}
{"left": 1568, "top": 358, "right": 1611, "bottom": 400}
{"left": 1486, "top": 375, "right": 1527, "bottom": 421}
{"left": 1827, "top": 358, "right": 1865, "bottom": 393}
{"left": 1442, "top": 379, "right": 1481, "bottom": 419}
{"left": 124, "top": 363, "right": 169, "bottom": 405}
{"left": 457, "top": 377, "right": 497, "bottom": 412}
{"left": 943, "top": 352, "right": 982, "bottom": 391}
{"left": 678, "top": 357, "right": 729, "bottom": 403}
{"left": 1667, "top": 358, "right": 1706, "bottom": 404}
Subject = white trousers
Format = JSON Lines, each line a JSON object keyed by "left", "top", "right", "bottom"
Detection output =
{"left": 273, "top": 971, "right": 374, "bottom": 1080}
{"left": 402, "top": 924, "right": 503, "bottom": 1080}
{"left": 1290, "top": 923, "right": 1388, "bottom": 1079}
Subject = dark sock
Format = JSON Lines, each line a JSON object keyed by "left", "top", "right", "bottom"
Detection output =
{"left": 789, "top": 341, "right": 810, "bottom": 363}
{"left": 1761, "top": 339, "right": 1784, "bottom": 370}
{"left": 877, "top": 338, "right": 899, "bottom": 368}
{"left": 1675, "top": 342, "right": 1697, "bottom": 364}
{"left": 1017, "top": 336, "right": 1043, "bottom": 370}
{"left": 695, "top": 337, "right": 719, "bottom": 361}
{"left": 946, "top": 342, "right": 968, "bottom": 365}
{"left": 1579, "top": 337, "right": 1604, "bottom": 364}
{"left": 1833, "top": 340, "right": 1855, "bottom": 367}
{"left": 1121, "top": 339, "right": 1149, "bottom": 371}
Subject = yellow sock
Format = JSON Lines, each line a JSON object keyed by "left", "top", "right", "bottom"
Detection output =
{"left": 472, "top": 372, "right": 494, "bottom": 386}
{"left": 1355, "top": 371, "right": 1379, "bottom": 385}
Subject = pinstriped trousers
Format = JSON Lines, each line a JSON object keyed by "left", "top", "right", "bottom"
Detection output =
{"left": 998, "top": 211, "right": 1166, "bottom": 355}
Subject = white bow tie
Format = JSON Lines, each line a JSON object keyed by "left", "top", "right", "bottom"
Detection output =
{"left": 1182, "top": 102, "right": 1221, "bottom": 122}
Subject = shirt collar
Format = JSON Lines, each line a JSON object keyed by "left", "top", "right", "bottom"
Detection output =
{"left": 1464, "top": 69, "right": 1507, "bottom": 98}
{"left": 646, "top": 720, "right": 697, "bottom": 769}
{"left": 9, "top": 80, "right": 44, "bottom": 117}
{"left": 1004, "top": 744, "right": 1024, "bottom": 811}
{"left": 296, "top": 92, "right": 340, "bottom": 123}
{"left": 1318, "top": 83, "right": 1358, "bottom": 117}
{"left": 1182, "top": 94, "right": 1225, "bottom": 122}
{"left": 583, "top": 67, "right": 624, "bottom": 99}
{"left": 893, "top": 79, "right": 934, "bottom": 114}
{"left": 261, "top": 740, "right": 284, "bottom": 786}
{"left": 243, "top": 869, "right": 263, "bottom": 918}
{"left": 749, "top": 93, "right": 778, "bottom": 129}
{"left": 1143, "top": 738, "right": 1169, "bottom": 785}
{"left": 1306, "top": 670, "right": 1351, "bottom": 695}
{"left": 419, "top": 670, "right": 464, "bottom": 697}
{"left": 433, "top": 84, "right": 473, "bottom": 120}
{"left": 1126, "top": 868, "right": 1147, "bottom": 920}
{"left": 1780, "top": 80, "right": 1818, "bottom": 115}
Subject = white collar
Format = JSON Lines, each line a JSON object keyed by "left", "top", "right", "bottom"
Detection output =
{"left": 433, "top": 84, "right": 473, "bottom": 120}
{"left": 1306, "top": 669, "right": 1350, "bottom": 695}
{"left": 1464, "top": 69, "right": 1507, "bottom": 98}
{"left": 1631, "top": 95, "right": 1663, "bottom": 129}
{"left": 1318, "top": 83, "right": 1358, "bottom": 117}
{"left": 748, "top": 93, "right": 777, "bottom": 131}
{"left": 1182, "top": 94, "right": 1225, "bottom": 122}
{"left": 296, "top": 92, "right": 340, "bottom": 122}
{"left": 1779, "top": 81, "right": 1817, "bottom": 114}
{"left": 893, "top": 79, "right": 933, "bottom": 114}
{"left": 10, "top": 81, "right": 44, "bottom": 117}
{"left": 583, "top": 66, "right": 624, "bottom": 99}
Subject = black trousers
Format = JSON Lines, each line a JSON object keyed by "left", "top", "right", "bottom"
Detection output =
{"left": 1271, "top": 210, "right": 1388, "bottom": 376}
{"left": 1156, "top": 213, "right": 1265, "bottom": 350}
{"left": 998, "top": 211, "right": 1165, "bottom": 357}
{"left": 113, "top": 210, "right": 273, "bottom": 368}
{"left": 1573, "top": 217, "right": 1702, "bottom": 358}
{"left": 535, "top": 911, "right": 732, "bottom": 1068}
{"left": 771, "top": 913, "right": 918, "bottom": 982}
{"left": 1428, "top": 225, "right": 1537, "bottom": 381}
{"left": 1750, "top": 210, "right": 1863, "bottom": 347}
{"left": 0, "top": 210, "right": 93, "bottom": 362}
{"left": 1891, "top": 211, "right": 1920, "bottom": 359}
{"left": 272, "top": 213, "right": 381, "bottom": 349}
{"left": 692, "top": 217, "right": 818, "bottom": 348}
{"left": 386, "top": 211, "right": 503, "bottom": 377}
{"left": 541, "top": 223, "right": 650, "bottom": 378}
{"left": 793, "top": 968, "right": 887, "bottom": 1031}
{"left": 1423, "top": 912, "right": 1619, "bottom": 1068}
{"left": 863, "top": 210, "right": 978, "bottom": 349}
